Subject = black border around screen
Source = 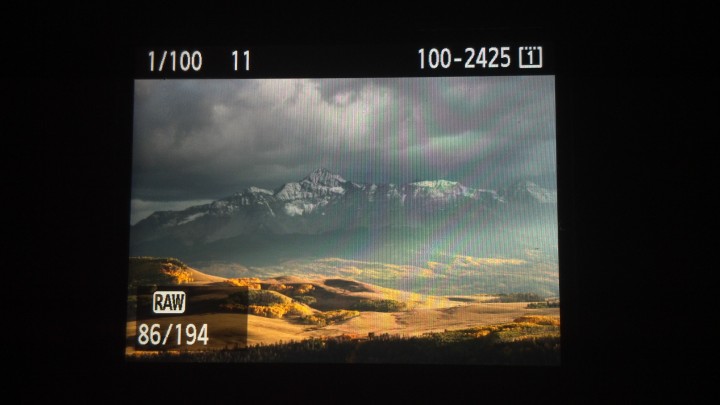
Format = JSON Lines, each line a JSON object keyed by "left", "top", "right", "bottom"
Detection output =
{"left": 17, "top": 5, "right": 710, "bottom": 401}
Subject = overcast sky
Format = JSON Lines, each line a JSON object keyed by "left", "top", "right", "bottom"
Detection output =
{"left": 130, "top": 77, "right": 556, "bottom": 224}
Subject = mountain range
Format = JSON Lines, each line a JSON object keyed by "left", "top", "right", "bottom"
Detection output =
{"left": 130, "top": 168, "right": 557, "bottom": 267}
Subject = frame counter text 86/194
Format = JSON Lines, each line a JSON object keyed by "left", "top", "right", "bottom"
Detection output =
{"left": 137, "top": 323, "right": 209, "bottom": 347}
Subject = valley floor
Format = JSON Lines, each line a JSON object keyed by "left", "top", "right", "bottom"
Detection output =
{"left": 126, "top": 300, "right": 559, "bottom": 352}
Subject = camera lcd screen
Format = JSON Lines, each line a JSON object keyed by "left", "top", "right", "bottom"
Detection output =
{"left": 126, "top": 73, "right": 560, "bottom": 364}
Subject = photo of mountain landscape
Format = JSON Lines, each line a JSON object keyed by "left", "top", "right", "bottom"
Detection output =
{"left": 127, "top": 77, "right": 560, "bottom": 363}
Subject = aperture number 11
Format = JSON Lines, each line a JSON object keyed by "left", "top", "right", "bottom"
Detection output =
{"left": 232, "top": 50, "right": 250, "bottom": 71}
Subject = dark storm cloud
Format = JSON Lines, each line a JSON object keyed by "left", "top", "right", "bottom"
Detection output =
{"left": 131, "top": 76, "right": 556, "bottom": 221}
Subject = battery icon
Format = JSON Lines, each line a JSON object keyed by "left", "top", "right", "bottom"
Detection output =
{"left": 519, "top": 46, "right": 543, "bottom": 68}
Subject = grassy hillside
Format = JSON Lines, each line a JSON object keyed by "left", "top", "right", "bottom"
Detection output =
{"left": 218, "top": 278, "right": 410, "bottom": 324}
{"left": 128, "top": 256, "right": 194, "bottom": 286}
{"left": 129, "top": 256, "right": 227, "bottom": 287}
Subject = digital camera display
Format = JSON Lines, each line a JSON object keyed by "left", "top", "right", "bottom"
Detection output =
{"left": 126, "top": 47, "right": 560, "bottom": 364}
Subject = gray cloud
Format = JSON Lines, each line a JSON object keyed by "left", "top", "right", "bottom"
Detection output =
{"left": 131, "top": 77, "right": 556, "bottom": 220}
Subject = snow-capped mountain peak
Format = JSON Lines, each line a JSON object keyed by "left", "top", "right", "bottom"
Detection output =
{"left": 302, "top": 168, "right": 347, "bottom": 187}
{"left": 246, "top": 186, "right": 273, "bottom": 195}
{"left": 505, "top": 181, "right": 557, "bottom": 203}
{"left": 410, "top": 179, "right": 459, "bottom": 189}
